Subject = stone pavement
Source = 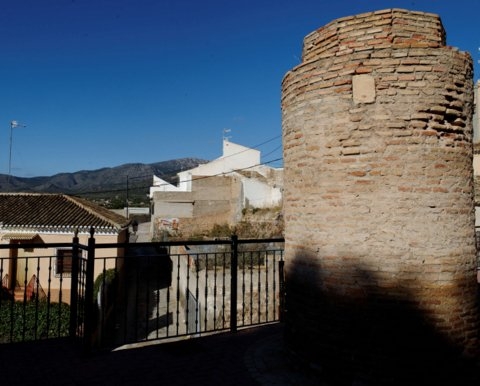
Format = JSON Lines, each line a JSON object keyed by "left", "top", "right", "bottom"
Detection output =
{"left": 0, "top": 323, "right": 323, "bottom": 386}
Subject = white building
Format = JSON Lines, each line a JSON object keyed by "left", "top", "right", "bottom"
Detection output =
{"left": 149, "top": 139, "right": 283, "bottom": 237}
{"left": 150, "top": 139, "right": 283, "bottom": 209}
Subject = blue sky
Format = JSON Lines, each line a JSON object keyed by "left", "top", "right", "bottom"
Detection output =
{"left": 1, "top": 0, "right": 479, "bottom": 177}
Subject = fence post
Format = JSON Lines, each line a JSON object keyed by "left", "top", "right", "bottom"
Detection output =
{"left": 83, "top": 227, "right": 96, "bottom": 354}
{"left": 69, "top": 229, "right": 80, "bottom": 339}
{"left": 278, "top": 259, "right": 286, "bottom": 322}
{"left": 230, "top": 234, "right": 238, "bottom": 333}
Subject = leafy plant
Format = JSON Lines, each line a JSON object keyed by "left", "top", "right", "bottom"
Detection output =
{"left": 0, "top": 300, "right": 70, "bottom": 343}
{"left": 93, "top": 269, "right": 117, "bottom": 301}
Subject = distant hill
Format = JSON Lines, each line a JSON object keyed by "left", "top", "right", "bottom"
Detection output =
{"left": 0, "top": 158, "right": 206, "bottom": 205}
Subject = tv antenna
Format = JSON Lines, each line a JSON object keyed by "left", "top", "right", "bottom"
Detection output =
{"left": 8, "top": 120, "right": 27, "bottom": 181}
{"left": 222, "top": 128, "right": 231, "bottom": 141}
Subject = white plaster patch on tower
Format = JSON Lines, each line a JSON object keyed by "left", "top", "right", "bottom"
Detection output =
{"left": 352, "top": 74, "right": 376, "bottom": 104}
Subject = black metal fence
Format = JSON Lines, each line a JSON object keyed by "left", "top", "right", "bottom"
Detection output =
{"left": 0, "top": 230, "right": 285, "bottom": 352}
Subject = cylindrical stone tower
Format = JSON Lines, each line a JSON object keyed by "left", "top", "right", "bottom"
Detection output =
{"left": 282, "top": 9, "right": 478, "bottom": 384}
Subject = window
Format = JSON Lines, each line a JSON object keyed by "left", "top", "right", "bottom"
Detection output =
{"left": 56, "top": 249, "right": 74, "bottom": 277}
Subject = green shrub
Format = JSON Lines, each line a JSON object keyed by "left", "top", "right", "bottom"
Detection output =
{"left": 93, "top": 269, "right": 117, "bottom": 301}
{"left": 0, "top": 300, "right": 70, "bottom": 343}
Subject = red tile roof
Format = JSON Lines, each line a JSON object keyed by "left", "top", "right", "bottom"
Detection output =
{"left": 0, "top": 193, "right": 128, "bottom": 233}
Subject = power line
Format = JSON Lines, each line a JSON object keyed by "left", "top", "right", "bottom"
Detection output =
{"left": 218, "top": 135, "right": 282, "bottom": 162}
{"left": 151, "top": 157, "right": 283, "bottom": 188}
{"left": 261, "top": 144, "right": 283, "bottom": 160}
{"left": 76, "top": 156, "right": 283, "bottom": 197}
{"left": 75, "top": 135, "right": 283, "bottom": 197}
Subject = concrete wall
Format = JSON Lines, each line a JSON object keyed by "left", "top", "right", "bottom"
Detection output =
{"left": 152, "top": 175, "right": 243, "bottom": 237}
{"left": 150, "top": 140, "right": 283, "bottom": 212}
{"left": 282, "top": 8, "right": 478, "bottom": 383}
{"left": 241, "top": 167, "right": 283, "bottom": 208}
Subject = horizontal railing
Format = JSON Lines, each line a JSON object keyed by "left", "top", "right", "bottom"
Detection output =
{"left": 0, "top": 233, "right": 285, "bottom": 352}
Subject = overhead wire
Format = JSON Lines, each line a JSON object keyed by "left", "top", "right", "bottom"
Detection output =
{"left": 76, "top": 156, "right": 283, "bottom": 197}
{"left": 75, "top": 135, "right": 283, "bottom": 197}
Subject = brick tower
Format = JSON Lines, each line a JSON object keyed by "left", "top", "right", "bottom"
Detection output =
{"left": 281, "top": 9, "right": 478, "bottom": 384}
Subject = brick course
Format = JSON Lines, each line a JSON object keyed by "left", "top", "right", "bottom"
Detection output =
{"left": 282, "top": 8, "right": 478, "bottom": 383}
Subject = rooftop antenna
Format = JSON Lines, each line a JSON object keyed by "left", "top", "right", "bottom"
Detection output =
{"left": 8, "top": 120, "right": 26, "bottom": 182}
{"left": 223, "top": 128, "right": 231, "bottom": 141}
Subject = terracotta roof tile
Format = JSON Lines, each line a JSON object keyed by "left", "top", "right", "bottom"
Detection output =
{"left": 0, "top": 193, "right": 128, "bottom": 232}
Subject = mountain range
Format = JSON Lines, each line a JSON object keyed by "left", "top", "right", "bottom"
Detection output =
{"left": 0, "top": 158, "right": 206, "bottom": 203}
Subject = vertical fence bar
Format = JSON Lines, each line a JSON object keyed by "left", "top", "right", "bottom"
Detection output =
{"left": 249, "top": 251, "right": 254, "bottom": 324}
{"left": 185, "top": 255, "right": 190, "bottom": 334}
{"left": 99, "top": 259, "right": 107, "bottom": 346}
{"left": 195, "top": 259, "right": 199, "bottom": 334}
{"left": 175, "top": 254, "right": 180, "bottom": 335}
{"left": 213, "top": 252, "right": 218, "bottom": 329}
{"left": 21, "top": 257, "right": 28, "bottom": 340}
{"left": 134, "top": 253, "right": 140, "bottom": 341}
{"left": 83, "top": 227, "right": 96, "bottom": 354}
{"left": 69, "top": 230, "right": 80, "bottom": 338}
{"left": 204, "top": 254, "right": 209, "bottom": 331}
{"left": 230, "top": 235, "right": 238, "bottom": 333}
{"left": 222, "top": 253, "right": 227, "bottom": 328}
{"left": 278, "top": 258, "right": 285, "bottom": 322}
{"left": 34, "top": 260, "right": 41, "bottom": 340}
{"left": 241, "top": 253, "right": 246, "bottom": 326}
{"left": 257, "top": 249, "right": 261, "bottom": 323}
{"left": 154, "top": 258, "right": 161, "bottom": 339}
{"left": 145, "top": 254, "right": 151, "bottom": 340}
{"left": 265, "top": 252, "right": 269, "bottom": 323}
{"left": 46, "top": 257, "right": 53, "bottom": 339}
{"left": 273, "top": 253, "right": 277, "bottom": 321}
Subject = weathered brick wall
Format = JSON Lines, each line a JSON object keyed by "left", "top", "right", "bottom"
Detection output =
{"left": 282, "top": 8, "right": 478, "bottom": 383}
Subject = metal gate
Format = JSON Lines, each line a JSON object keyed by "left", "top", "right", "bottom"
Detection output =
{"left": 0, "top": 233, "right": 284, "bottom": 353}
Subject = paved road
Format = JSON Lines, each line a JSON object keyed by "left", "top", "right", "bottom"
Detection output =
{"left": 0, "top": 323, "right": 322, "bottom": 386}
